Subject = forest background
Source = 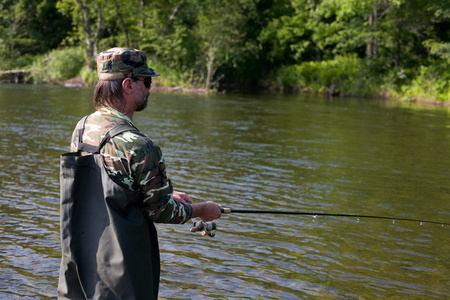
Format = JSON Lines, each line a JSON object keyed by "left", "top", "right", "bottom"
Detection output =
{"left": 1, "top": 0, "right": 449, "bottom": 102}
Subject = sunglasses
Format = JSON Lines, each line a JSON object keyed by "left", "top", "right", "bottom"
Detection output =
{"left": 133, "top": 76, "right": 152, "bottom": 89}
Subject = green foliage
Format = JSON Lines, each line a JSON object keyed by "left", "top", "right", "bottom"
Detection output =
{"left": 146, "top": 59, "right": 193, "bottom": 88}
{"left": 274, "top": 55, "right": 365, "bottom": 93}
{"left": 0, "top": 0, "right": 70, "bottom": 58}
{"left": 423, "top": 40, "right": 450, "bottom": 61}
{"left": 30, "top": 47, "right": 85, "bottom": 83}
{"left": 0, "top": 54, "right": 35, "bottom": 70}
{"left": 400, "top": 64, "right": 450, "bottom": 102}
{"left": 0, "top": 0, "right": 449, "bottom": 102}
{"left": 302, "top": 56, "right": 362, "bottom": 92}
{"left": 80, "top": 65, "right": 98, "bottom": 87}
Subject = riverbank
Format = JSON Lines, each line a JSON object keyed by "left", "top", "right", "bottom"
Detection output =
{"left": 62, "top": 76, "right": 210, "bottom": 94}
{"left": 1, "top": 73, "right": 448, "bottom": 107}
{"left": 66, "top": 76, "right": 450, "bottom": 106}
{"left": 1, "top": 46, "right": 448, "bottom": 106}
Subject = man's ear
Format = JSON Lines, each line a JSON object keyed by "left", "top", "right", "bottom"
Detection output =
{"left": 122, "top": 78, "right": 134, "bottom": 94}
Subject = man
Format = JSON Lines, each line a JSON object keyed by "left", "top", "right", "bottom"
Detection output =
{"left": 58, "top": 47, "right": 221, "bottom": 299}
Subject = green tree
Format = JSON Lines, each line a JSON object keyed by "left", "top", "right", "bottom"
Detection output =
{"left": 56, "top": 0, "right": 142, "bottom": 69}
{"left": 195, "top": 0, "right": 251, "bottom": 88}
{"left": 0, "top": 0, "right": 70, "bottom": 67}
{"left": 137, "top": 0, "right": 260, "bottom": 88}
{"left": 230, "top": 0, "right": 292, "bottom": 84}
{"left": 57, "top": 0, "right": 100, "bottom": 69}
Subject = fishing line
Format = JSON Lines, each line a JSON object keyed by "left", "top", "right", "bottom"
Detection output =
{"left": 220, "top": 208, "right": 449, "bottom": 226}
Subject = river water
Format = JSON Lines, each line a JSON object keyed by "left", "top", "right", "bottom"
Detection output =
{"left": 0, "top": 84, "right": 449, "bottom": 299}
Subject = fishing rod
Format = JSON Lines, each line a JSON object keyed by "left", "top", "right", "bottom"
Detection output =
{"left": 190, "top": 207, "right": 448, "bottom": 237}
{"left": 220, "top": 208, "right": 450, "bottom": 226}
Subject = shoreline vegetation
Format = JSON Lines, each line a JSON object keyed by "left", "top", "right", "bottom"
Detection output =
{"left": 1, "top": 65, "right": 448, "bottom": 107}
{"left": 1, "top": 1, "right": 449, "bottom": 105}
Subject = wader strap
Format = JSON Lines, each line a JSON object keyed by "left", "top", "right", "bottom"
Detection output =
{"left": 97, "top": 125, "right": 139, "bottom": 152}
{"left": 76, "top": 114, "right": 138, "bottom": 154}
{"left": 76, "top": 115, "right": 98, "bottom": 153}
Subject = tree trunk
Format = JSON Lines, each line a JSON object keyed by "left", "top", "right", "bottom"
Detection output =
{"left": 373, "top": 8, "right": 378, "bottom": 58}
{"left": 312, "top": 0, "right": 322, "bottom": 61}
{"left": 394, "top": 32, "right": 400, "bottom": 69}
{"left": 10, "top": 11, "right": 14, "bottom": 57}
{"left": 258, "top": 48, "right": 268, "bottom": 80}
{"left": 366, "top": 11, "right": 373, "bottom": 58}
{"left": 76, "top": 0, "right": 94, "bottom": 70}
{"left": 94, "top": 3, "right": 102, "bottom": 56}
{"left": 114, "top": 0, "right": 130, "bottom": 47}
{"left": 205, "top": 48, "right": 216, "bottom": 89}
{"left": 315, "top": 43, "right": 322, "bottom": 61}
{"left": 366, "top": 7, "right": 378, "bottom": 59}
{"left": 162, "top": 5, "right": 182, "bottom": 35}
{"left": 140, "top": 0, "right": 145, "bottom": 31}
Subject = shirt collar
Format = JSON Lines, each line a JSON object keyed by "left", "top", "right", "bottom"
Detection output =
{"left": 99, "top": 106, "right": 134, "bottom": 125}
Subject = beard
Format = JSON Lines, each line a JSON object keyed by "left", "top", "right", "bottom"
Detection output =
{"left": 136, "top": 90, "right": 150, "bottom": 112}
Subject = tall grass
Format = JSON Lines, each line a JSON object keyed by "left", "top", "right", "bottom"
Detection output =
{"left": 146, "top": 59, "right": 196, "bottom": 88}
{"left": 30, "top": 47, "right": 85, "bottom": 84}
{"left": 271, "top": 56, "right": 449, "bottom": 102}
{"left": 401, "top": 64, "right": 450, "bottom": 102}
{"left": 272, "top": 55, "right": 377, "bottom": 96}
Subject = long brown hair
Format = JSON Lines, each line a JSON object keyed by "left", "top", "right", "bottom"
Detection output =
{"left": 93, "top": 79, "right": 126, "bottom": 110}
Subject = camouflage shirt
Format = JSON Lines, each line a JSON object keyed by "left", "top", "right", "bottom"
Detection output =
{"left": 70, "top": 107, "right": 192, "bottom": 224}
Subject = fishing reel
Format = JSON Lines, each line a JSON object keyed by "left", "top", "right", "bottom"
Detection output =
{"left": 190, "top": 218, "right": 217, "bottom": 237}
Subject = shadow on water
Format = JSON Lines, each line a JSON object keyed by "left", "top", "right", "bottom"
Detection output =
{"left": 0, "top": 84, "right": 449, "bottom": 299}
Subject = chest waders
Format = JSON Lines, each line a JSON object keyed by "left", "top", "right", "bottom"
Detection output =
{"left": 58, "top": 116, "right": 160, "bottom": 300}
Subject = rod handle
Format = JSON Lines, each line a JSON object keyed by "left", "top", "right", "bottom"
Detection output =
{"left": 221, "top": 207, "right": 231, "bottom": 214}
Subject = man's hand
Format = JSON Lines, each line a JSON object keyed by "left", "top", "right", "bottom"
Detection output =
{"left": 191, "top": 201, "right": 222, "bottom": 222}
{"left": 172, "top": 191, "right": 221, "bottom": 221}
{"left": 172, "top": 191, "right": 193, "bottom": 204}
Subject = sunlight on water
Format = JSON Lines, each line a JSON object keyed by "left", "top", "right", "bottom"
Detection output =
{"left": 0, "top": 85, "right": 449, "bottom": 299}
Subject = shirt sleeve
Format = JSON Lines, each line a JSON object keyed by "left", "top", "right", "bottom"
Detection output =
{"left": 108, "top": 131, "right": 193, "bottom": 224}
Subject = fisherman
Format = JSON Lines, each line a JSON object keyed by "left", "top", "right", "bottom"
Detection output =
{"left": 58, "top": 47, "right": 221, "bottom": 299}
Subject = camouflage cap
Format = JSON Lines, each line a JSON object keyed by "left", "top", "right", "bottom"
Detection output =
{"left": 96, "top": 47, "right": 161, "bottom": 80}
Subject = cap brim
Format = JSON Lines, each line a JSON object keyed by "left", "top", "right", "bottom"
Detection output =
{"left": 140, "top": 67, "right": 161, "bottom": 77}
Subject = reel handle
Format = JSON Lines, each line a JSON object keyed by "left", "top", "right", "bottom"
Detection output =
{"left": 221, "top": 208, "right": 231, "bottom": 214}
